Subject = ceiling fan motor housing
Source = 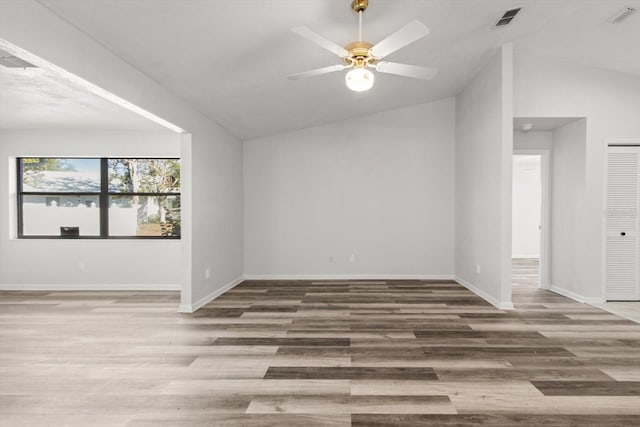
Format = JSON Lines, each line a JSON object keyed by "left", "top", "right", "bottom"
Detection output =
{"left": 344, "top": 41, "right": 375, "bottom": 68}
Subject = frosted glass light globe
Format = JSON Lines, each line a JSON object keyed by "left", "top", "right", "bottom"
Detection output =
{"left": 345, "top": 68, "right": 374, "bottom": 92}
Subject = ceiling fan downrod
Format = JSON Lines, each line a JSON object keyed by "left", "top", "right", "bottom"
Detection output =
{"left": 352, "top": 0, "right": 368, "bottom": 41}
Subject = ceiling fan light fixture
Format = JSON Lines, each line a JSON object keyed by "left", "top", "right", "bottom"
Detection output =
{"left": 345, "top": 67, "right": 374, "bottom": 92}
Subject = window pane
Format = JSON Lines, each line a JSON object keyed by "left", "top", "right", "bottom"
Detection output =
{"left": 22, "top": 195, "right": 100, "bottom": 236}
{"left": 22, "top": 158, "right": 100, "bottom": 192}
{"left": 109, "top": 195, "right": 180, "bottom": 237}
{"left": 108, "top": 159, "right": 180, "bottom": 193}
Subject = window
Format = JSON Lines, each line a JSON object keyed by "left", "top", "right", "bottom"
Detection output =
{"left": 17, "top": 158, "right": 180, "bottom": 239}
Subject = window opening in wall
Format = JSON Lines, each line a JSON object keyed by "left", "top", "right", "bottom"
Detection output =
{"left": 17, "top": 157, "right": 180, "bottom": 239}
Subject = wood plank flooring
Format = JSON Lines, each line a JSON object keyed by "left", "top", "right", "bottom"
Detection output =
{"left": 2, "top": 280, "right": 640, "bottom": 426}
{"left": 512, "top": 257, "right": 540, "bottom": 288}
{"left": 594, "top": 301, "right": 640, "bottom": 324}
{"left": 513, "top": 257, "right": 640, "bottom": 322}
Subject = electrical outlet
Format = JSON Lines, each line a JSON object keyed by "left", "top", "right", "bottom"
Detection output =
{"left": 78, "top": 261, "right": 85, "bottom": 271}
{"left": 476, "top": 264, "right": 481, "bottom": 274}
{"left": 328, "top": 256, "right": 334, "bottom": 263}
{"left": 205, "top": 268, "right": 211, "bottom": 280}
{"left": 349, "top": 254, "right": 355, "bottom": 263}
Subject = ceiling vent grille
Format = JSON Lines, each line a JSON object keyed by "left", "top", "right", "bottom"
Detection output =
{"left": 493, "top": 7, "right": 522, "bottom": 28}
{"left": 0, "top": 48, "right": 36, "bottom": 68}
{"left": 608, "top": 7, "right": 636, "bottom": 24}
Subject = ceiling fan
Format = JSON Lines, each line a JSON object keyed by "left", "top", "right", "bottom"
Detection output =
{"left": 289, "top": 0, "right": 437, "bottom": 92}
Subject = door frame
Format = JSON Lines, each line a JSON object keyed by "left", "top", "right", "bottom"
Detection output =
{"left": 603, "top": 139, "right": 640, "bottom": 301}
{"left": 513, "top": 149, "right": 550, "bottom": 289}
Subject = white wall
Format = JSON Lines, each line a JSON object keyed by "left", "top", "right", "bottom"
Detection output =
{"left": 243, "top": 99, "right": 455, "bottom": 278}
{"left": 514, "top": 49, "right": 640, "bottom": 300}
{"left": 549, "top": 119, "right": 587, "bottom": 297}
{"left": 512, "top": 155, "right": 541, "bottom": 258}
{"left": 455, "top": 45, "right": 513, "bottom": 309}
{"left": 0, "top": 1, "right": 244, "bottom": 310}
{"left": 0, "top": 130, "right": 181, "bottom": 288}
{"left": 514, "top": 131, "right": 552, "bottom": 150}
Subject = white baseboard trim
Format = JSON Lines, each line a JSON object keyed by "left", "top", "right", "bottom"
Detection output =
{"left": 178, "top": 275, "right": 244, "bottom": 313}
{"left": 243, "top": 274, "right": 455, "bottom": 281}
{"left": 0, "top": 283, "right": 180, "bottom": 291}
{"left": 512, "top": 255, "right": 540, "bottom": 259}
{"left": 454, "top": 276, "right": 514, "bottom": 310}
{"left": 550, "top": 285, "right": 605, "bottom": 304}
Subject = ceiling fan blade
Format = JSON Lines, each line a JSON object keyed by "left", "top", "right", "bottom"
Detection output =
{"left": 288, "top": 64, "right": 347, "bottom": 80}
{"left": 375, "top": 61, "right": 438, "bottom": 80}
{"left": 292, "top": 26, "right": 350, "bottom": 58}
{"left": 369, "top": 20, "right": 430, "bottom": 59}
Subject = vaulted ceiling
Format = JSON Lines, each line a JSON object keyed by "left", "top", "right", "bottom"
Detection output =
{"left": 30, "top": 0, "right": 640, "bottom": 139}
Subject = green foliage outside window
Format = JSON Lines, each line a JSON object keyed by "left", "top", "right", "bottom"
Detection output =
{"left": 108, "top": 159, "right": 181, "bottom": 237}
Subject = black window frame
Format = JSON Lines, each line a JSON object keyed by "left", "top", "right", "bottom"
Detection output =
{"left": 17, "top": 157, "right": 181, "bottom": 240}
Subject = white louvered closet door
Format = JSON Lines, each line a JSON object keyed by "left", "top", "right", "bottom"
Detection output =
{"left": 606, "top": 146, "right": 640, "bottom": 300}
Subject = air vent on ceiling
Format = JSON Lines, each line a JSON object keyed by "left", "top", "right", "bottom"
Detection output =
{"left": 608, "top": 6, "right": 636, "bottom": 24}
{"left": 0, "top": 48, "right": 36, "bottom": 68}
{"left": 493, "top": 7, "right": 522, "bottom": 28}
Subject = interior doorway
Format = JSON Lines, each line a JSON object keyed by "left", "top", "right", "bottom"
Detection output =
{"left": 512, "top": 151, "right": 549, "bottom": 290}
{"left": 604, "top": 143, "right": 640, "bottom": 301}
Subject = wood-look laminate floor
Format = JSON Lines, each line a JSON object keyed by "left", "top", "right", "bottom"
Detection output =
{"left": 512, "top": 258, "right": 540, "bottom": 289}
{"left": 513, "top": 257, "right": 640, "bottom": 324}
{"left": 594, "top": 301, "right": 640, "bottom": 324}
{"left": 2, "top": 281, "right": 640, "bottom": 426}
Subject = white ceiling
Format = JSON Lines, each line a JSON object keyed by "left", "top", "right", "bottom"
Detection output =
{"left": 513, "top": 117, "right": 583, "bottom": 132}
{"left": 0, "top": 61, "right": 168, "bottom": 131}
{"left": 34, "top": 0, "right": 640, "bottom": 139}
